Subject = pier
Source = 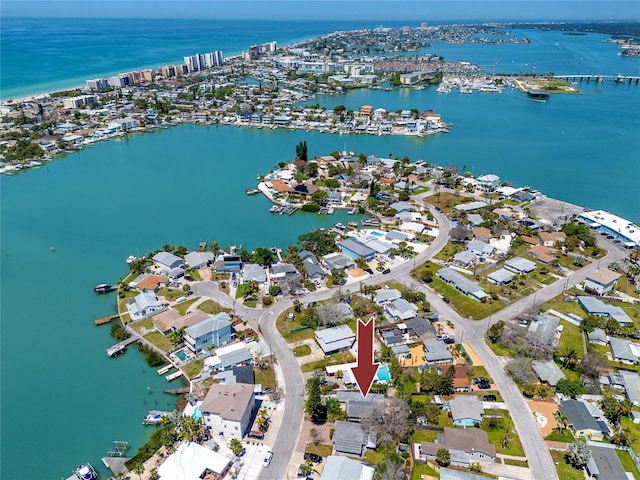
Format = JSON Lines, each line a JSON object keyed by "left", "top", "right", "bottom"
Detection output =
{"left": 106, "top": 335, "right": 139, "bottom": 357}
{"left": 143, "top": 409, "right": 174, "bottom": 425}
{"left": 94, "top": 314, "right": 119, "bottom": 326}
{"left": 166, "top": 370, "right": 184, "bottom": 382}
{"left": 554, "top": 74, "right": 640, "bottom": 84}
{"left": 157, "top": 364, "right": 173, "bottom": 375}
{"left": 101, "top": 441, "right": 130, "bottom": 477}
{"left": 164, "top": 386, "right": 190, "bottom": 395}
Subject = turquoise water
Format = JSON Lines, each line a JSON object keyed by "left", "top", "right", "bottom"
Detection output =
{"left": 176, "top": 351, "right": 187, "bottom": 361}
{"left": 1, "top": 18, "right": 639, "bottom": 479}
{"left": 377, "top": 364, "right": 392, "bottom": 382}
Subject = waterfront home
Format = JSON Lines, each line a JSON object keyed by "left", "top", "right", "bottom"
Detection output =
{"left": 270, "top": 263, "right": 299, "bottom": 282}
{"left": 578, "top": 296, "right": 633, "bottom": 325}
{"left": 449, "top": 395, "right": 483, "bottom": 427}
{"left": 583, "top": 268, "right": 622, "bottom": 296}
{"left": 531, "top": 359, "right": 565, "bottom": 386}
{"left": 526, "top": 313, "right": 560, "bottom": 352}
{"left": 415, "top": 427, "right": 496, "bottom": 466}
{"left": 108, "top": 116, "right": 138, "bottom": 131}
{"left": 126, "top": 292, "right": 165, "bottom": 320}
{"left": 315, "top": 324, "right": 356, "bottom": 355}
{"left": 299, "top": 250, "right": 326, "bottom": 281}
{"left": 242, "top": 264, "right": 267, "bottom": 284}
{"left": 320, "top": 456, "right": 374, "bottom": 480}
{"left": 504, "top": 256, "right": 536, "bottom": 274}
{"left": 157, "top": 441, "right": 231, "bottom": 480}
{"left": 559, "top": 399, "right": 604, "bottom": 441}
{"left": 200, "top": 383, "right": 255, "bottom": 440}
{"left": 184, "top": 251, "right": 214, "bottom": 270}
{"left": 184, "top": 312, "right": 232, "bottom": 353}
{"left": 213, "top": 252, "right": 243, "bottom": 273}
{"left": 322, "top": 252, "right": 356, "bottom": 270}
{"left": 332, "top": 420, "right": 376, "bottom": 457}
{"left": 152, "top": 251, "right": 184, "bottom": 272}
{"left": 586, "top": 445, "right": 628, "bottom": 480}
{"left": 153, "top": 309, "right": 208, "bottom": 335}
{"left": 476, "top": 174, "right": 500, "bottom": 192}
{"left": 338, "top": 238, "right": 376, "bottom": 261}
{"left": 205, "top": 342, "right": 253, "bottom": 371}
{"left": 436, "top": 267, "right": 487, "bottom": 302}
{"left": 131, "top": 274, "right": 169, "bottom": 293}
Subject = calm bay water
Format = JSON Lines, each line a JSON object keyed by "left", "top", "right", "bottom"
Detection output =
{"left": 1, "top": 17, "right": 640, "bottom": 479}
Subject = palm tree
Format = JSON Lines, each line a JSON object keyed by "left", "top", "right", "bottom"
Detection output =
{"left": 561, "top": 348, "right": 580, "bottom": 370}
{"left": 149, "top": 467, "right": 159, "bottom": 480}
{"left": 132, "top": 462, "right": 144, "bottom": 480}
{"left": 553, "top": 410, "right": 569, "bottom": 433}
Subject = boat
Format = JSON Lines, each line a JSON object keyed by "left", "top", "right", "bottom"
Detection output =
{"left": 94, "top": 284, "right": 115, "bottom": 294}
{"left": 143, "top": 410, "right": 173, "bottom": 425}
{"left": 245, "top": 188, "right": 260, "bottom": 195}
{"left": 126, "top": 255, "right": 137, "bottom": 264}
{"left": 74, "top": 463, "right": 97, "bottom": 480}
{"left": 348, "top": 207, "right": 357, "bottom": 215}
{"left": 269, "top": 205, "right": 279, "bottom": 213}
{"left": 327, "top": 206, "right": 334, "bottom": 214}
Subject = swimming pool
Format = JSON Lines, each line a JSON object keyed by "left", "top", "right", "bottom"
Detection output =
{"left": 369, "top": 230, "right": 384, "bottom": 237}
{"left": 175, "top": 350, "right": 187, "bottom": 361}
{"left": 192, "top": 407, "right": 202, "bottom": 420}
{"left": 377, "top": 364, "right": 391, "bottom": 383}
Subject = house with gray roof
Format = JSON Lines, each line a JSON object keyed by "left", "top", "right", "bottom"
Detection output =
{"left": 559, "top": 399, "right": 604, "bottom": 441}
{"left": 332, "top": 420, "right": 376, "bottom": 456}
{"left": 467, "top": 214, "right": 484, "bottom": 227}
{"left": 361, "top": 236, "right": 393, "bottom": 255}
{"left": 578, "top": 296, "right": 633, "bottom": 325}
{"left": 437, "top": 267, "right": 487, "bottom": 301}
{"left": 586, "top": 445, "right": 628, "bottom": 480}
{"left": 270, "top": 263, "right": 298, "bottom": 279}
{"left": 322, "top": 252, "right": 355, "bottom": 270}
{"left": 184, "top": 312, "right": 232, "bottom": 353}
{"left": 453, "top": 250, "right": 477, "bottom": 268}
{"left": 184, "top": 251, "right": 214, "bottom": 270}
{"left": 423, "top": 340, "right": 453, "bottom": 364}
{"left": 153, "top": 251, "right": 184, "bottom": 271}
{"left": 438, "top": 467, "right": 493, "bottom": 480}
{"left": 587, "top": 328, "right": 609, "bottom": 346}
{"left": 504, "top": 256, "right": 536, "bottom": 274}
{"left": 454, "top": 201, "right": 488, "bottom": 212}
{"left": 336, "top": 391, "right": 385, "bottom": 421}
{"left": 386, "top": 297, "right": 418, "bottom": 320}
{"left": 449, "top": 395, "right": 483, "bottom": 427}
{"left": 375, "top": 288, "right": 402, "bottom": 305}
{"left": 466, "top": 240, "right": 494, "bottom": 257}
{"left": 385, "top": 230, "right": 411, "bottom": 242}
{"left": 299, "top": 249, "right": 318, "bottom": 264}
{"left": 609, "top": 337, "right": 638, "bottom": 364}
{"left": 404, "top": 317, "right": 437, "bottom": 339}
{"left": 303, "top": 259, "right": 325, "bottom": 280}
{"left": 338, "top": 238, "right": 376, "bottom": 261}
{"left": 319, "top": 456, "right": 374, "bottom": 480}
{"left": 126, "top": 292, "right": 165, "bottom": 320}
{"left": 416, "top": 428, "right": 496, "bottom": 467}
{"left": 531, "top": 359, "right": 565, "bottom": 386}
{"left": 487, "top": 268, "right": 515, "bottom": 285}
{"left": 619, "top": 370, "right": 640, "bottom": 406}
{"left": 213, "top": 253, "right": 243, "bottom": 273}
{"left": 242, "top": 264, "right": 267, "bottom": 283}
{"left": 527, "top": 313, "right": 560, "bottom": 351}
{"left": 315, "top": 324, "right": 356, "bottom": 354}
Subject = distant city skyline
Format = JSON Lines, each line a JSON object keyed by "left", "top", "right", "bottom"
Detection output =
{"left": 3, "top": 0, "right": 639, "bottom": 20}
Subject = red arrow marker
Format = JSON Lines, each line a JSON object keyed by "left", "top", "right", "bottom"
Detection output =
{"left": 351, "top": 317, "right": 379, "bottom": 398}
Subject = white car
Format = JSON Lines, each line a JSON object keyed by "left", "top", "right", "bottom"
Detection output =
{"left": 262, "top": 450, "right": 273, "bottom": 467}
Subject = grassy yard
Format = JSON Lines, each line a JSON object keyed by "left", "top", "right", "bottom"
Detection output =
{"left": 198, "top": 299, "right": 230, "bottom": 315}
{"left": 541, "top": 295, "right": 587, "bottom": 318}
{"left": 130, "top": 316, "right": 155, "bottom": 333}
{"left": 363, "top": 450, "right": 386, "bottom": 464}
{"left": 423, "top": 192, "right": 468, "bottom": 217}
{"left": 486, "top": 338, "right": 516, "bottom": 357}
{"left": 550, "top": 450, "right": 584, "bottom": 480}
{"left": 181, "top": 359, "right": 203, "bottom": 379}
{"left": 481, "top": 410, "right": 525, "bottom": 457}
{"left": 174, "top": 299, "right": 198, "bottom": 315}
{"left": 504, "top": 458, "right": 529, "bottom": 467}
{"left": 413, "top": 429, "right": 440, "bottom": 443}
{"left": 293, "top": 344, "right": 312, "bottom": 357}
{"left": 301, "top": 351, "right": 355, "bottom": 373}
{"left": 144, "top": 331, "right": 174, "bottom": 352}
{"left": 305, "top": 443, "right": 333, "bottom": 458}
{"left": 434, "top": 243, "right": 465, "bottom": 262}
{"left": 472, "top": 366, "right": 493, "bottom": 383}
{"left": 276, "top": 307, "right": 315, "bottom": 343}
{"left": 544, "top": 429, "right": 575, "bottom": 442}
{"left": 621, "top": 416, "right": 640, "bottom": 453}
{"left": 186, "top": 269, "right": 202, "bottom": 281}
{"left": 616, "top": 449, "right": 640, "bottom": 479}
{"left": 254, "top": 364, "right": 277, "bottom": 389}
{"left": 157, "top": 287, "right": 184, "bottom": 301}
{"left": 410, "top": 462, "right": 439, "bottom": 480}
{"left": 558, "top": 320, "right": 584, "bottom": 357}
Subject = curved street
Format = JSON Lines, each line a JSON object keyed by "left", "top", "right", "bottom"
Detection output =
{"left": 191, "top": 202, "right": 625, "bottom": 480}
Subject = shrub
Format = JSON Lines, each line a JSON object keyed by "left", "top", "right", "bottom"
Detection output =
{"left": 262, "top": 295, "right": 273, "bottom": 306}
{"left": 301, "top": 203, "right": 321, "bottom": 212}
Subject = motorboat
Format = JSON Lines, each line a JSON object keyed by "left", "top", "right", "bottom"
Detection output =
{"left": 94, "top": 284, "right": 115, "bottom": 294}
{"left": 74, "top": 463, "right": 97, "bottom": 480}
{"left": 126, "top": 255, "right": 137, "bottom": 263}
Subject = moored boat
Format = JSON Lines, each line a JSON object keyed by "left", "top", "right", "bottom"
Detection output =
{"left": 94, "top": 283, "right": 115, "bottom": 294}
{"left": 74, "top": 463, "right": 97, "bottom": 480}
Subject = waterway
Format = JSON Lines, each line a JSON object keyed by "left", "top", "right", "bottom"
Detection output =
{"left": 1, "top": 18, "right": 640, "bottom": 479}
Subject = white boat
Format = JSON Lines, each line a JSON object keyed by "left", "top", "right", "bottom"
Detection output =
{"left": 126, "top": 255, "right": 137, "bottom": 263}
{"left": 74, "top": 463, "right": 97, "bottom": 480}
{"left": 269, "top": 205, "right": 279, "bottom": 213}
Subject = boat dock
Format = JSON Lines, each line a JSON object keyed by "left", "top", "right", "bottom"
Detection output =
{"left": 143, "top": 409, "right": 174, "bottom": 425}
{"left": 164, "top": 386, "right": 190, "bottom": 395}
{"left": 166, "top": 370, "right": 183, "bottom": 382}
{"left": 95, "top": 314, "right": 119, "bottom": 326}
{"left": 106, "top": 335, "right": 138, "bottom": 357}
{"left": 101, "top": 441, "right": 130, "bottom": 476}
{"left": 157, "top": 364, "right": 173, "bottom": 375}
{"left": 269, "top": 205, "right": 298, "bottom": 215}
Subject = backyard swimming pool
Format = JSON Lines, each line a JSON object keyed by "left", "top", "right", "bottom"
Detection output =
{"left": 175, "top": 350, "right": 187, "bottom": 361}
{"left": 377, "top": 364, "right": 391, "bottom": 383}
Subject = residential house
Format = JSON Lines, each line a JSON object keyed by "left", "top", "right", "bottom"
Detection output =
{"left": 184, "top": 251, "right": 214, "bottom": 270}
{"left": 452, "top": 250, "right": 477, "bottom": 269}
{"left": 528, "top": 245, "right": 555, "bottom": 264}
{"left": 153, "top": 309, "right": 208, "bottom": 335}
{"left": 385, "top": 297, "right": 418, "bottom": 320}
{"left": 538, "top": 231, "right": 567, "bottom": 247}
{"left": 487, "top": 268, "right": 515, "bottom": 286}
{"left": 511, "top": 190, "right": 536, "bottom": 203}
{"left": 587, "top": 328, "right": 609, "bottom": 346}
{"left": 466, "top": 239, "right": 494, "bottom": 257}
{"left": 520, "top": 235, "right": 539, "bottom": 246}
{"left": 416, "top": 427, "right": 496, "bottom": 466}
{"left": 374, "top": 288, "right": 402, "bottom": 305}
{"left": 288, "top": 182, "right": 319, "bottom": 202}
{"left": 322, "top": 252, "right": 356, "bottom": 271}
{"left": 449, "top": 395, "right": 483, "bottom": 427}
{"left": 404, "top": 317, "right": 438, "bottom": 341}
{"left": 270, "top": 263, "right": 298, "bottom": 281}
{"left": 184, "top": 312, "right": 232, "bottom": 353}
{"left": 336, "top": 391, "right": 385, "bottom": 421}
{"left": 467, "top": 214, "right": 485, "bottom": 228}
{"left": 133, "top": 274, "right": 169, "bottom": 293}
{"left": 213, "top": 252, "right": 243, "bottom": 273}
{"left": 332, "top": 420, "right": 376, "bottom": 457}
{"left": 200, "top": 383, "right": 255, "bottom": 440}
{"left": 436, "top": 267, "right": 487, "bottom": 302}
{"left": 472, "top": 227, "right": 491, "bottom": 242}
{"left": 338, "top": 238, "right": 376, "bottom": 261}
{"left": 361, "top": 236, "right": 394, "bottom": 256}
{"left": 423, "top": 340, "right": 453, "bottom": 365}
{"left": 527, "top": 313, "right": 560, "bottom": 351}
{"left": 476, "top": 174, "right": 500, "bottom": 192}
{"left": 205, "top": 342, "right": 253, "bottom": 372}
{"left": 531, "top": 359, "right": 566, "bottom": 386}
{"left": 157, "top": 441, "right": 231, "bottom": 480}
{"left": 578, "top": 296, "right": 633, "bottom": 325}
{"left": 242, "top": 264, "right": 267, "bottom": 284}
{"left": 609, "top": 337, "right": 638, "bottom": 364}
{"left": 319, "top": 456, "right": 374, "bottom": 480}
{"left": 619, "top": 370, "right": 640, "bottom": 405}
{"left": 586, "top": 445, "right": 628, "bottom": 480}
{"left": 126, "top": 292, "right": 165, "bottom": 320}
{"left": 584, "top": 269, "right": 622, "bottom": 296}
{"left": 504, "top": 256, "right": 537, "bottom": 274}
{"left": 452, "top": 365, "right": 470, "bottom": 392}
{"left": 559, "top": 399, "right": 604, "bottom": 441}
{"left": 315, "top": 324, "right": 356, "bottom": 355}
{"left": 152, "top": 251, "right": 185, "bottom": 276}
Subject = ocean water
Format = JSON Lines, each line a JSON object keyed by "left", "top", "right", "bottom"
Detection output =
{"left": 1, "top": 17, "right": 640, "bottom": 479}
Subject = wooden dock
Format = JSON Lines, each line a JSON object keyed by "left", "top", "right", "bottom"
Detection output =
{"left": 164, "top": 386, "right": 190, "bottom": 395}
{"left": 106, "top": 335, "right": 138, "bottom": 357}
{"left": 95, "top": 314, "right": 119, "bottom": 326}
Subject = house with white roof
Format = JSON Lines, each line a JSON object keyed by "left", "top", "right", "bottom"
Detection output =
{"left": 320, "top": 456, "right": 374, "bottom": 480}
{"left": 609, "top": 337, "right": 638, "bottom": 364}
{"left": 487, "top": 268, "right": 515, "bottom": 285}
{"left": 476, "top": 174, "right": 500, "bottom": 192}
{"left": 504, "top": 256, "right": 537, "bottom": 274}
{"left": 205, "top": 342, "right": 253, "bottom": 371}
{"left": 242, "top": 263, "right": 267, "bottom": 283}
{"left": 436, "top": 267, "right": 487, "bottom": 302}
{"left": 126, "top": 292, "right": 165, "bottom": 320}
{"left": 184, "top": 251, "right": 214, "bottom": 270}
{"left": 385, "top": 297, "right": 418, "bottom": 320}
{"left": 157, "top": 441, "right": 231, "bottom": 480}
{"left": 152, "top": 251, "right": 185, "bottom": 277}
{"left": 315, "top": 324, "right": 356, "bottom": 354}
{"left": 619, "top": 370, "right": 640, "bottom": 405}
{"left": 532, "top": 359, "right": 565, "bottom": 386}
{"left": 374, "top": 288, "right": 402, "bottom": 305}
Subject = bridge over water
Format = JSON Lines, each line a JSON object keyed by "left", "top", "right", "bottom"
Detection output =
{"left": 554, "top": 74, "right": 640, "bottom": 84}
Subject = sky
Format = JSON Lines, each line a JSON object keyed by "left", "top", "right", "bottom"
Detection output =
{"left": 2, "top": 0, "right": 639, "bottom": 20}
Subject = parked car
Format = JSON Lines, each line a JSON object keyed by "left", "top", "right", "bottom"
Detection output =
{"left": 263, "top": 451, "right": 273, "bottom": 468}
{"left": 382, "top": 268, "right": 391, "bottom": 274}
{"left": 186, "top": 290, "right": 194, "bottom": 296}
{"left": 365, "top": 268, "right": 374, "bottom": 275}
{"left": 304, "top": 452, "right": 322, "bottom": 463}
{"left": 443, "top": 337, "right": 456, "bottom": 344}
{"left": 175, "top": 296, "right": 187, "bottom": 304}
{"left": 442, "top": 297, "right": 451, "bottom": 304}
{"left": 483, "top": 395, "right": 497, "bottom": 402}
{"left": 478, "top": 381, "right": 491, "bottom": 389}
{"left": 473, "top": 377, "right": 490, "bottom": 384}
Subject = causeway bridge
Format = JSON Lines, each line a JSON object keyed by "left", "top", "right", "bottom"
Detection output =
{"left": 554, "top": 74, "right": 640, "bottom": 84}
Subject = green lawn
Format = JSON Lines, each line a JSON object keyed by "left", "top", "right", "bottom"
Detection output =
{"left": 243, "top": 299, "right": 257, "bottom": 308}
{"left": 504, "top": 458, "right": 529, "bottom": 467}
{"left": 410, "top": 462, "right": 439, "bottom": 480}
{"left": 293, "top": 344, "right": 312, "bottom": 357}
{"left": 544, "top": 429, "right": 575, "bottom": 442}
{"left": 472, "top": 366, "right": 493, "bottom": 383}
{"left": 144, "top": 331, "right": 174, "bottom": 352}
{"left": 305, "top": 443, "right": 333, "bottom": 458}
{"left": 558, "top": 320, "right": 584, "bottom": 357}
{"left": 157, "top": 287, "right": 184, "bottom": 301}
{"left": 363, "top": 450, "right": 386, "bottom": 464}
{"left": 621, "top": 416, "right": 640, "bottom": 453}
{"left": 541, "top": 296, "right": 587, "bottom": 318}
{"left": 181, "top": 359, "right": 203, "bottom": 379}
{"left": 550, "top": 450, "right": 584, "bottom": 480}
{"left": 413, "top": 429, "right": 440, "bottom": 443}
{"left": 486, "top": 338, "right": 516, "bottom": 357}
{"left": 198, "top": 299, "right": 230, "bottom": 315}
{"left": 130, "top": 316, "right": 155, "bottom": 333}
{"left": 186, "top": 269, "right": 202, "bottom": 281}
{"left": 174, "top": 299, "right": 198, "bottom": 315}
{"left": 254, "top": 364, "right": 276, "bottom": 389}
{"left": 301, "top": 351, "right": 355, "bottom": 373}
{"left": 616, "top": 449, "right": 640, "bottom": 479}
{"left": 276, "top": 308, "right": 315, "bottom": 343}
{"left": 481, "top": 410, "right": 525, "bottom": 457}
